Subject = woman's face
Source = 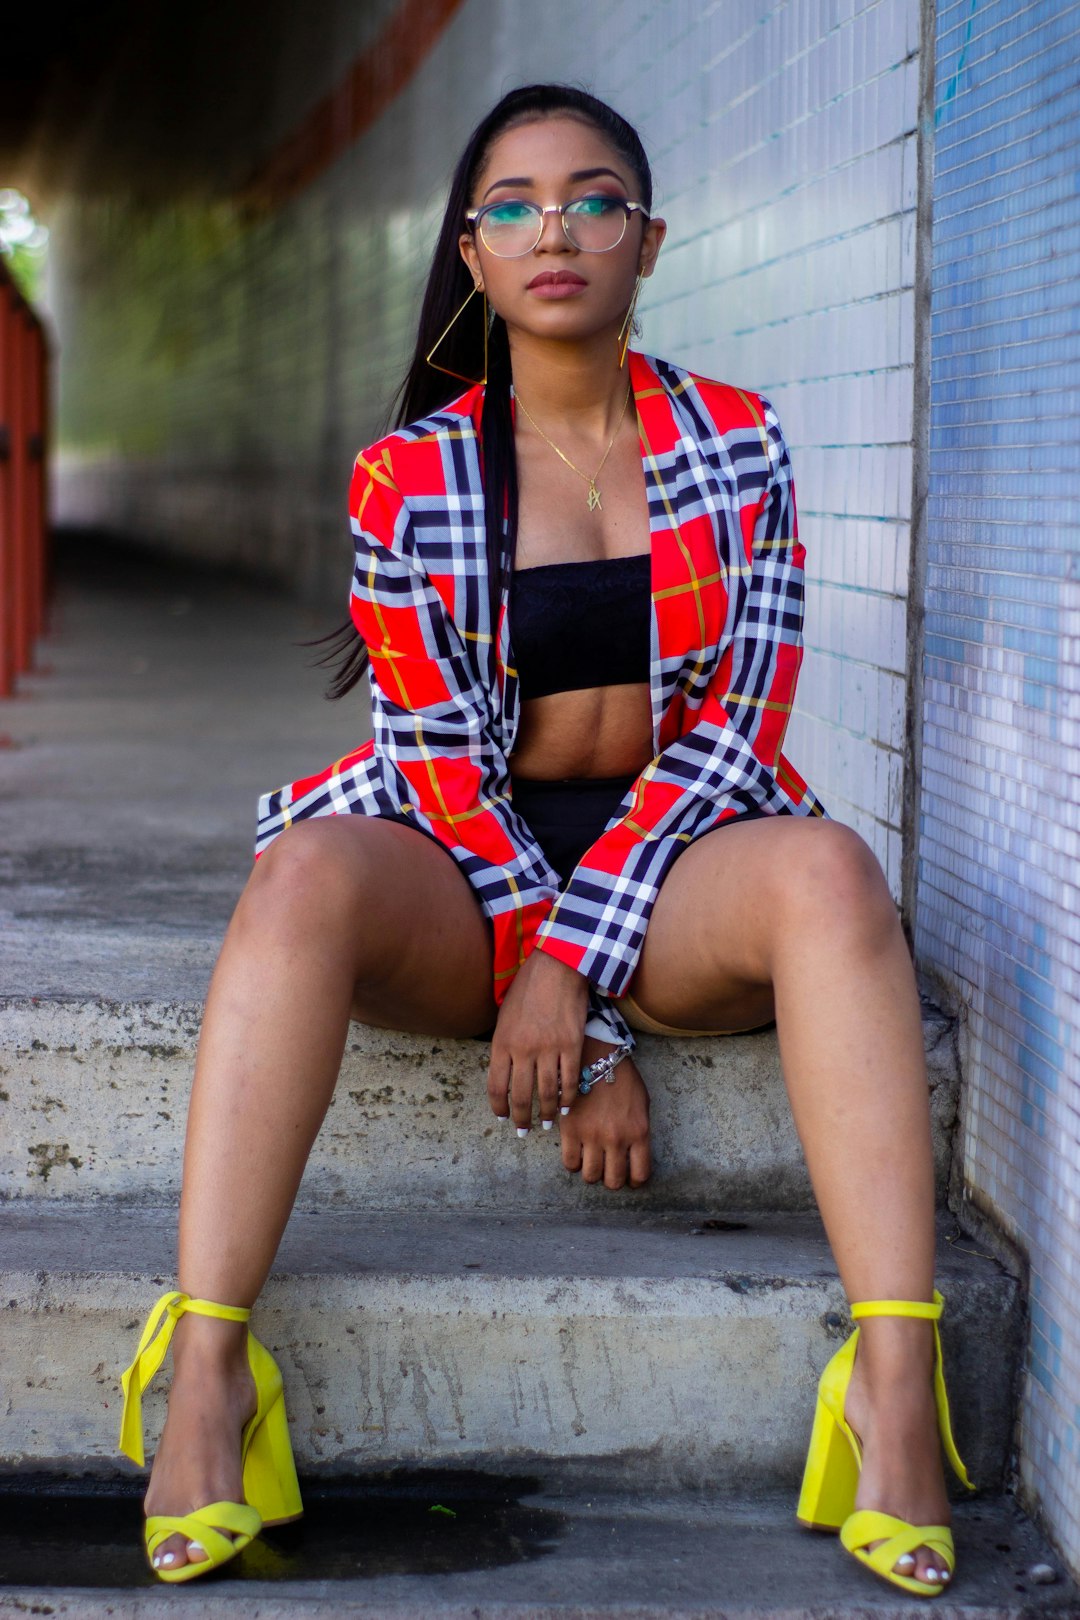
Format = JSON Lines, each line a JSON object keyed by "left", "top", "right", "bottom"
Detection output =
{"left": 459, "top": 114, "right": 665, "bottom": 350}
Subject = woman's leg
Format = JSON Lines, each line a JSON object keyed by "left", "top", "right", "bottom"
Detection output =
{"left": 144, "top": 816, "right": 497, "bottom": 1571}
{"left": 624, "top": 816, "right": 950, "bottom": 1590}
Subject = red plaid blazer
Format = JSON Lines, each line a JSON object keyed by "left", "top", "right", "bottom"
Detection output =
{"left": 256, "top": 349, "right": 828, "bottom": 1048}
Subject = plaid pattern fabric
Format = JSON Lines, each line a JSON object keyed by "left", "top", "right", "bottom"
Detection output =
{"left": 255, "top": 349, "right": 828, "bottom": 1049}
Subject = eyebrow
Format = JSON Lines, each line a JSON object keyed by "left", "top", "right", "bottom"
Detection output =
{"left": 481, "top": 167, "right": 626, "bottom": 201}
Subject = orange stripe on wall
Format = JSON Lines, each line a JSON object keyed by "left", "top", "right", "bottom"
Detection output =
{"left": 236, "top": 0, "right": 467, "bottom": 214}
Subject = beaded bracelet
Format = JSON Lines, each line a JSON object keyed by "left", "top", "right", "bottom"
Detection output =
{"left": 578, "top": 1041, "right": 633, "bottom": 1093}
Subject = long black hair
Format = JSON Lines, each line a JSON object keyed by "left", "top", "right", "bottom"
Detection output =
{"left": 317, "top": 83, "right": 653, "bottom": 698}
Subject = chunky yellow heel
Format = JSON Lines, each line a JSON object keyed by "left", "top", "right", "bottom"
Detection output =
{"left": 119, "top": 1290, "right": 304, "bottom": 1582}
{"left": 796, "top": 1289, "right": 975, "bottom": 1598}
{"left": 795, "top": 1354, "right": 861, "bottom": 1528}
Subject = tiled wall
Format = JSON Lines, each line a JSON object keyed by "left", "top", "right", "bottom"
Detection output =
{"left": 632, "top": 0, "right": 922, "bottom": 892}
{"left": 48, "top": 0, "right": 922, "bottom": 895}
{"left": 920, "top": 0, "right": 1080, "bottom": 1572}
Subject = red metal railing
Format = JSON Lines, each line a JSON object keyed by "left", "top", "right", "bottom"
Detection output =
{"left": 0, "top": 256, "right": 50, "bottom": 697}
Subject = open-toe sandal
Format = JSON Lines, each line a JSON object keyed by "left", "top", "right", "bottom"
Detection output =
{"left": 119, "top": 1289, "right": 304, "bottom": 1582}
{"left": 796, "top": 1288, "right": 975, "bottom": 1598}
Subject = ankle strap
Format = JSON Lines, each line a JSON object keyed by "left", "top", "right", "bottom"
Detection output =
{"left": 119, "top": 1290, "right": 252, "bottom": 1467}
{"left": 851, "top": 1287, "right": 944, "bottom": 1321}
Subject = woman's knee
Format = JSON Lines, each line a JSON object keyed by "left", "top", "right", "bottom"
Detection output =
{"left": 242, "top": 817, "right": 380, "bottom": 935}
{"left": 776, "top": 820, "right": 896, "bottom": 946}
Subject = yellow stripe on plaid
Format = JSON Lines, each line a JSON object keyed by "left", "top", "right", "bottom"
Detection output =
{"left": 724, "top": 692, "right": 794, "bottom": 714}
{"left": 420, "top": 796, "right": 515, "bottom": 828}
{"left": 635, "top": 413, "right": 709, "bottom": 658}
{"left": 363, "top": 553, "right": 413, "bottom": 711}
{"left": 613, "top": 762, "right": 659, "bottom": 842}
{"left": 731, "top": 387, "right": 770, "bottom": 458}
{"left": 413, "top": 715, "right": 481, "bottom": 833}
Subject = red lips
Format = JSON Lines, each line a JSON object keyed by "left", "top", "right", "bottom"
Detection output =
{"left": 526, "top": 270, "right": 588, "bottom": 288}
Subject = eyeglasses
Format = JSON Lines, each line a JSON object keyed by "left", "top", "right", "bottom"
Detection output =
{"left": 465, "top": 196, "right": 650, "bottom": 257}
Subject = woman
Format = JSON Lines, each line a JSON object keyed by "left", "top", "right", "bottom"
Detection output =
{"left": 117, "top": 84, "right": 973, "bottom": 1595}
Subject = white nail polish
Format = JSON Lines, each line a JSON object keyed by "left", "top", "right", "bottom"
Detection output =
{"left": 152, "top": 1555, "right": 161, "bottom": 1567}
{"left": 161, "top": 1553, "right": 175, "bottom": 1565}
{"left": 560, "top": 1106, "right": 570, "bottom": 1115}
{"left": 897, "top": 1554, "right": 915, "bottom": 1567}
{"left": 542, "top": 1119, "right": 553, "bottom": 1130}
{"left": 517, "top": 1126, "right": 529, "bottom": 1137}
{"left": 187, "top": 1541, "right": 205, "bottom": 1557}
{"left": 495, "top": 1114, "right": 509, "bottom": 1122}
{"left": 925, "top": 1568, "right": 940, "bottom": 1582}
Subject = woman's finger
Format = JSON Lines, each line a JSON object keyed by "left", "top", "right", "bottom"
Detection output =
{"left": 509, "top": 1056, "right": 536, "bottom": 1133}
{"left": 580, "top": 1140, "right": 604, "bottom": 1184}
{"left": 628, "top": 1135, "right": 652, "bottom": 1188}
{"left": 603, "top": 1145, "right": 629, "bottom": 1192}
{"left": 559, "top": 1045, "right": 580, "bottom": 1115}
{"left": 487, "top": 1043, "right": 512, "bottom": 1119}
{"left": 536, "top": 1057, "right": 560, "bottom": 1129}
{"left": 561, "top": 1122, "right": 583, "bottom": 1173}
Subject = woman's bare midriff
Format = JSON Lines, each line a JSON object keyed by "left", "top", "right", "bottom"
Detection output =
{"left": 508, "top": 681, "right": 654, "bottom": 780}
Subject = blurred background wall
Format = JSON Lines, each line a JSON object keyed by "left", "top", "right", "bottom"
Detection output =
{"left": 4, "top": 0, "right": 1078, "bottom": 1579}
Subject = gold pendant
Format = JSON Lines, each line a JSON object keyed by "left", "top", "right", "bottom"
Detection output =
{"left": 587, "top": 482, "right": 602, "bottom": 512}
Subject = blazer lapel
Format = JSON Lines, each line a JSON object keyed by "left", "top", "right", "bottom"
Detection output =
{"left": 476, "top": 350, "right": 695, "bottom": 760}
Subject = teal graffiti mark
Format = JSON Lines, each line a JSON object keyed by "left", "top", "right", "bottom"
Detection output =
{"left": 935, "top": 0, "right": 979, "bottom": 128}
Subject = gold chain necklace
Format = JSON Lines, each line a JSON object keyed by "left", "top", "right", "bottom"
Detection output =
{"left": 513, "top": 381, "right": 633, "bottom": 512}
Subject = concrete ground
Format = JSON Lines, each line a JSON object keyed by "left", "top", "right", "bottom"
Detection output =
{"left": 0, "top": 532, "right": 366, "bottom": 1000}
{"left": 1, "top": 1478, "right": 1078, "bottom": 1617}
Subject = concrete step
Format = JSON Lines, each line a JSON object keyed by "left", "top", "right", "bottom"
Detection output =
{"left": 1, "top": 995, "right": 961, "bottom": 1212}
{"left": 2, "top": 1205, "right": 1019, "bottom": 1490}
{"left": 1, "top": 1477, "right": 1078, "bottom": 1618}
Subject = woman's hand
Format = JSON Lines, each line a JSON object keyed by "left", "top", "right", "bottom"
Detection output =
{"left": 488, "top": 949, "right": 589, "bottom": 1131}
{"left": 560, "top": 1038, "right": 652, "bottom": 1190}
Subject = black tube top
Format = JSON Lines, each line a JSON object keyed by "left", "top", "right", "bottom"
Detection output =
{"left": 510, "top": 553, "right": 652, "bottom": 700}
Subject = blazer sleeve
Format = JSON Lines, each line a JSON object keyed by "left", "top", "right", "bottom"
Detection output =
{"left": 349, "top": 449, "right": 637, "bottom": 1050}
{"left": 532, "top": 394, "right": 827, "bottom": 999}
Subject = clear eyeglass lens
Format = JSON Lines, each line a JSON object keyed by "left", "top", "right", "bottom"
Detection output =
{"left": 478, "top": 197, "right": 629, "bottom": 256}
{"left": 565, "top": 197, "right": 628, "bottom": 251}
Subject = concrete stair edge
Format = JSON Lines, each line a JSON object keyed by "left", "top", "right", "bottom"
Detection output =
{"left": 1, "top": 996, "right": 961, "bottom": 1212}
{"left": 2, "top": 1204, "right": 1020, "bottom": 1492}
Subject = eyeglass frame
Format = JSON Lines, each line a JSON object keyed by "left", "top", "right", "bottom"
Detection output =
{"left": 464, "top": 196, "right": 651, "bottom": 257}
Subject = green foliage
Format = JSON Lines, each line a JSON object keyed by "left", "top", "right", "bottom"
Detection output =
{"left": 0, "top": 190, "right": 48, "bottom": 307}
{"left": 2, "top": 242, "right": 47, "bottom": 306}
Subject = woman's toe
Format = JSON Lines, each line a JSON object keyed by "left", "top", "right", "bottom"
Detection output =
{"left": 154, "top": 1531, "right": 193, "bottom": 1569}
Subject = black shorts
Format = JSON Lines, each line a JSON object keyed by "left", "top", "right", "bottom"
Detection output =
{"left": 377, "top": 772, "right": 782, "bottom": 890}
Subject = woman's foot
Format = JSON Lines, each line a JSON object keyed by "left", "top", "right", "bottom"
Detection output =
{"left": 842, "top": 1320, "right": 952, "bottom": 1590}
{"left": 141, "top": 1313, "right": 258, "bottom": 1574}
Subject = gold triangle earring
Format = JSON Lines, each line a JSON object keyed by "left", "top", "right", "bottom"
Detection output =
{"left": 425, "top": 282, "right": 489, "bottom": 386}
{"left": 617, "top": 271, "right": 644, "bottom": 368}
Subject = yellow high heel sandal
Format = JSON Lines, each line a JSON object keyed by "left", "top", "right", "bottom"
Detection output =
{"left": 796, "top": 1288, "right": 976, "bottom": 1599}
{"left": 119, "top": 1290, "right": 304, "bottom": 1583}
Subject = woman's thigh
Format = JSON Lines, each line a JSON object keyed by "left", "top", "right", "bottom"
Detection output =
{"left": 624, "top": 814, "right": 882, "bottom": 1032}
{"left": 256, "top": 814, "right": 497, "bottom": 1037}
